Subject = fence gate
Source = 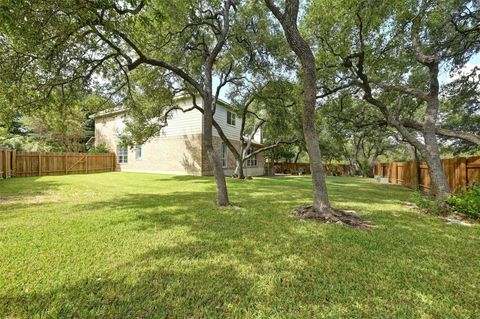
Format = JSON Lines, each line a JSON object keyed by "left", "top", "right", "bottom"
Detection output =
{"left": 66, "top": 153, "right": 89, "bottom": 175}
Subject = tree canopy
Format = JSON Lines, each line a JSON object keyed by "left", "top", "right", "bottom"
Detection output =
{"left": 0, "top": 0, "right": 479, "bottom": 207}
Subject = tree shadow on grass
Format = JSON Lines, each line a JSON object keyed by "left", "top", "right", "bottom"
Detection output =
{"left": 155, "top": 175, "right": 214, "bottom": 183}
{"left": 1, "top": 190, "right": 333, "bottom": 317}
{"left": 0, "top": 177, "right": 65, "bottom": 221}
{"left": 2, "top": 175, "right": 479, "bottom": 317}
{"left": 0, "top": 256, "right": 258, "bottom": 318}
{"left": 0, "top": 177, "right": 64, "bottom": 198}
{"left": 2, "top": 187, "right": 478, "bottom": 317}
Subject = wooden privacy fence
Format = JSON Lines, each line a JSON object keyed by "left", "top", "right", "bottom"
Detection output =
{"left": 274, "top": 162, "right": 353, "bottom": 176}
{"left": 0, "top": 148, "right": 13, "bottom": 179}
{"left": 0, "top": 148, "right": 116, "bottom": 178}
{"left": 374, "top": 156, "right": 480, "bottom": 193}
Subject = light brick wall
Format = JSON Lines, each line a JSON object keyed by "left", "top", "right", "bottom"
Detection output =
{"left": 95, "top": 114, "right": 203, "bottom": 175}
{"left": 95, "top": 110, "right": 265, "bottom": 177}
{"left": 116, "top": 134, "right": 203, "bottom": 175}
{"left": 95, "top": 115, "right": 118, "bottom": 152}
{"left": 201, "top": 136, "right": 265, "bottom": 176}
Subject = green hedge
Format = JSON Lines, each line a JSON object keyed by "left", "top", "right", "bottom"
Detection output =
{"left": 448, "top": 184, "right": 480, "bottom": 219}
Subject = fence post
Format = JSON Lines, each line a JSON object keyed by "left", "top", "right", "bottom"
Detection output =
{"left": 85, "top": 154, "right": 88, "bottom": 174}
{"left": 412, "top": 161, "right": 419, "bottom": 190}
{"left": 3, "top": 148, "right": 7, "bottom": 179}
{"left": 38, "top": 152, "right": 42, "bottom": 176}
{"left": 395, "top": 163, "right": 399, "bottom": 184}
{"left": 11, "top": 149, "right": 16, "bottom": 177}
{"left": 1, "top": 149, "right": 4, "bottom": 179}
{"left": 65, "top": 153, "right": 68, "bottom": 175}
{"left": 455, "top": 157, "right": 467, "bottom": 192}
{"left": 6, "top": 149, "right": 10, "bottom": 178}
{"left": 418, "top": 161, "right": 422, "bottom": 189}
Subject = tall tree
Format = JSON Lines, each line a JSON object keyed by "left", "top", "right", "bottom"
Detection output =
{"left": 0, "top": 0, "right": 245, "bottom": 206}
{"left": 264, "top": 0, "right": 332, "bottom": 214}
{"left": 263, "top": 0, "right": 365, "bottom": 228}
{"left": 308, "top": 0, "right": 479, "bottom": 203}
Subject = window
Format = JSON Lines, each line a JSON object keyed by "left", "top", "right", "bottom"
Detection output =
{"left": 221, "top": 142, "right": 228, "bottom": 168}
{"left": 246, "top": 149, "right": 257, "bottom": 167}
{"left": 227, "top": 110, "right": 236, "bottom": 126}
{"left": 135, "top": 144, "right": 142, "bottom": 160}
{"left": 117, "top": 146, "right": 128, "bottom": 164}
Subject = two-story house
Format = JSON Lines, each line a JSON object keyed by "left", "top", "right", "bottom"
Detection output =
{"left": 93, "top": 95, "right": 265, "bottom": 176}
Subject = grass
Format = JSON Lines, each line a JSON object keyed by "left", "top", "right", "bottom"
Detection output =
{"left": 0, "top": 173, "right": 479, "bottom": 318}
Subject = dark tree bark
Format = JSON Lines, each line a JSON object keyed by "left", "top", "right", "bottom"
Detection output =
{"left": 294, "top": 149, "right": 302, "bottom": 164}
{"left": 203, "top": 95, "right": 229, "bottom": 205}
{"left": 265, "top": 0, "right": 331, "bottom": 213}
{"left": 199, "top": 0, "right": 232, "bottom": 206}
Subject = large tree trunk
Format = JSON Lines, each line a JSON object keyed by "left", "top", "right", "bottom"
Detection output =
{"left": 421, "top": 99, "right": 451, "bottom": 201}
{"left": 303, "top": 69, "right": 331, "bottom": 212}
{"left": 265, "top": 0, "right": 331, "bottom": 213}
{"left": 421, "top": 63, "right": 451, "bottom": 202}
{"left": 203, "top": 95, "right": 229, "bottom": 206}
{"left": 388, "top": 116, "right": 450, "bottom": 202}
{"left": 234, "top": 158, "right": 245, "bottom": 179}
{"left": 424, "top": 151, "right": 450, "bottom": 201}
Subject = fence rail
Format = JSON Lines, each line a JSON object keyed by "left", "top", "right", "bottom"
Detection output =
{"left": 0, "top": 148, "right": 116, "bottom": 178}
{"left": 374, "top": 156, "right": 480, "bottom": 193}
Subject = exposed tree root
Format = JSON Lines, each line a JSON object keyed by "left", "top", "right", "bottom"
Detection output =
{"left": 292, "top": 206, "right": 372, "bottom": 229}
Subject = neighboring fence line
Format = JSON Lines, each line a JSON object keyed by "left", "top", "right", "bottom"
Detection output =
{"left": 0, "top": 148, "right": 116, "bottom": 178}
{"left": 273, "top": 162, "right": 353, "bottom": 176}
{"left": 374, "top": 156, "right": 480, "bottom": 193}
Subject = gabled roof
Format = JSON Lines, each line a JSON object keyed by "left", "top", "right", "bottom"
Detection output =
{"left": 90, "top": 107, "right": 126, "bottom": 119}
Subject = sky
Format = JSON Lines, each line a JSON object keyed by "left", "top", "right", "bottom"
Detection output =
{"left": 439, "top": 54, "right": 479, "bottom": 85}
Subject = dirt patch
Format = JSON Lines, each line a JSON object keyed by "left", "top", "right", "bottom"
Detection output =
{"left": 402, "top": 201, "right": 478, "bottom": 226}
{"left": 293, "top": 206, "right": 372, "bottom": 229}
{"left": 444, "top": 213, "right": 477, "bottom": 226}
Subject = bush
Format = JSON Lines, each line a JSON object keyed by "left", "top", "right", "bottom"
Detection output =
{"left": 447, "top": 184, "right": 480, "bottom": 219}
{"left": 413, "top": 191, "right": 451, "bottom": 215}
{"left": 88, "top": 143, "right": 110, "bottom": 154}
{"left": 411, "top": 192, "right": 446, "bottom": 215}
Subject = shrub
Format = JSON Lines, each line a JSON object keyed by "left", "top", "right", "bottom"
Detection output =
{"left": 447, "top": 184, "right": 480, "bottom": 219}
{"left": 411, "top": 192, "right": 444, "bottom": 215}
{"left": 88, "top": 143, "right": 110, "bottom": 154}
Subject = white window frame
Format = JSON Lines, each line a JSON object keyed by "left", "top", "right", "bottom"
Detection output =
{"left": 227, "top": 110, "right": 236, "bottom": 126}
{"left": 135, "top": 144, "right": 143, "bottom": 161}
{"left": 221, "top": 142, "right": 228, "bottom": 168}
{"left": 246, "top": 149, "right": 257, "bottom": 167}
{"left": 117, "top": 146, "right": 128, "bottom": 164}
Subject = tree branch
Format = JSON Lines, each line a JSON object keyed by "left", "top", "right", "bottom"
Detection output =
{"left": 369, "top": 79, "right": 429, "bottom": 101}
{"left": 402, "top": 119, "right": 480, "bottom": 145}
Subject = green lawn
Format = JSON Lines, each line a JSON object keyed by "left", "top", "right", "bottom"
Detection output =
{"left": 0, "top": 173, "right": 479, "bottom": 318}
